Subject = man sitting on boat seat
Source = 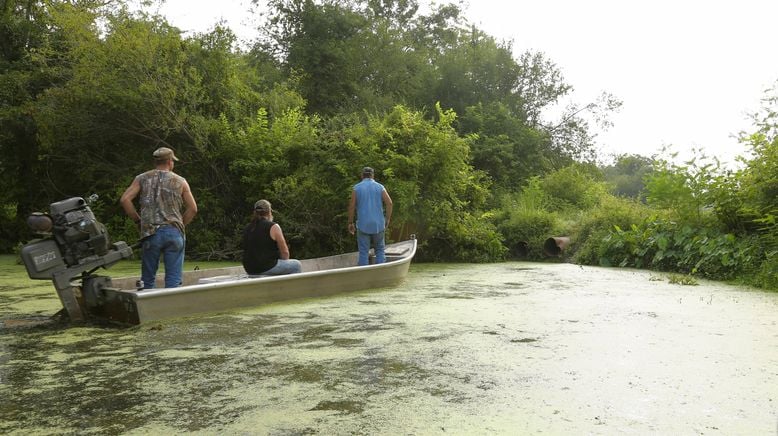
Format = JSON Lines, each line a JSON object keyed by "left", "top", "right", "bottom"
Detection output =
{"left": 241, "top": 200, "right": 302, "bottom": 276}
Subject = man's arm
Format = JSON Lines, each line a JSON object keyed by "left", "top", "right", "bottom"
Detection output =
{"left": 181, "top": 180, "right": 198, "bottom": 225}
{"left": 382, "top": 189, "right": 393, "bottom": 229}
{"left": 119, "top": 179, "right": 141, "bottom": 223}
{"left": 347, "top": 190, "right": 357, "bottom": 235}
{"left": 270, "top": 223, "right": 291, "bottom": 260}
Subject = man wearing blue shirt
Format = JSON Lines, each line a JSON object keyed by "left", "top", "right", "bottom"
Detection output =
{"left": 348, "top": 167, "right": 393, "bottom": 265}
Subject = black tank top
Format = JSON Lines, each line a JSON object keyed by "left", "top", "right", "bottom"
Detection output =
{"left": 242, "top": 219, "right": 280, "bottom": 274}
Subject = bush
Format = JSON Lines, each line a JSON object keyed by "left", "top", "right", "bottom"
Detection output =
{"left": 494, "top": 185, "right": 559, "bottom": 260}
{"left": 571, "top": 196, "right": 653, "bottom": 265}
{"left": 750, "top": 255, "right": 778, "bottom": 289}
{"left": 419, "top": 212, "right": 506, "bottom": 262}
{"left": 498, "top": 208, "right": 558, "bottom": 259}
{"left": 540, "top": 163, "right": 608, "bottom": 211}
{"left": 597, "top": 218, "right": 758, "bottom": 280}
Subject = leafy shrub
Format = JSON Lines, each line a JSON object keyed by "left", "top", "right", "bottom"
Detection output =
{"left": 598, "top": 218, "right": 757, "bottom": 280}
{"left": 571, "top": 195, "right": 651, "bottom": 265}
{"left": 744, "top": 219, "right": 778, "bottom": 289}
{"left": 494, "top": 184, "right": 559, "bottom": 259}
{"left": 498, "top": 208, "right": 557, "bottom": 259}
{"left": 750, "top": 254, "right": 778, "bottom": 289}
{"left": 540, "top": 163, "right": 608, "bottom": 211}
{"left": 421, "top": 212, "right": 506, "bottom": 262}
{"left": 643, "top": 149, "right": 727, "bottom": 227}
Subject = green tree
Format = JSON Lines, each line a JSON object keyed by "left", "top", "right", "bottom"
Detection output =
{"left": 24, "top": 5, "right": 273, "bottom": 255}
{"left": 460, "top": 101, "right": 551, "bottom": 194}
{"left": 0, "top": 0, "right": 64, "bottom": 249}
{"left": 425, "top": 28, "right": 524, "bottom": 119}
{"left": 515, "top": 51, "right": 572, "bottom": 128}
{"left": 602, "top": 153, "right": 653, "bottom": 200}
{"left": 34, "top": 8, "right": 205, "bottom": 196}
{"left": 545, "top": 91, "right": 622, "bottom": 164}
{"left": 260, "top": 0, "right": 430, "bottom": 115}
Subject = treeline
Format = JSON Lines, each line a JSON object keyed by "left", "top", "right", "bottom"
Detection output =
{"left": 1, "top": 0, "right": 776, "bottom": 289}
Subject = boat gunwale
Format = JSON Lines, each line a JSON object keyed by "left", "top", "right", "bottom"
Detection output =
{"left": 125, "top": 238, "right": 417, "bottom": 299}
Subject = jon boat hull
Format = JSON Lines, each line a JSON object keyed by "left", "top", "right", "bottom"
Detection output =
{"left": 91, "top": 238, "right": 417, "bottom": 325}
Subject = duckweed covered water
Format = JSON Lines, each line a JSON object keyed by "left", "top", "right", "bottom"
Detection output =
{"left": 1, "top": 261, "right": 777, "bottom": 434}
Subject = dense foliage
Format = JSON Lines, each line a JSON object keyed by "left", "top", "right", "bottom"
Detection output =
{"left": 1, "top": 0, "right": 775, "bottom": 289}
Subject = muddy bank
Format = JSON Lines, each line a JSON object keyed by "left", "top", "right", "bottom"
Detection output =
{"left": 1, "top": 262, "right": 776, "bottom": 434}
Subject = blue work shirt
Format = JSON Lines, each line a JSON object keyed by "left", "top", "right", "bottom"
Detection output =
{"left": 353, "top": 178, "right": 386, "bottom": 234}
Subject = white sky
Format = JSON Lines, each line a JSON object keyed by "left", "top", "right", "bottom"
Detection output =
{"left": 151, "top": 0, "right": 778, "bottom": 168}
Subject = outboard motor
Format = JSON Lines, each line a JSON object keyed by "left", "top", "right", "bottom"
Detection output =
{"left": 20, "top": 196, "right": 133, "bottom": 322}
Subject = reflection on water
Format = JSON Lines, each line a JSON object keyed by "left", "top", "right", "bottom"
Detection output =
{"left": 1, "top": 262, "right": 777, "bottom": 434}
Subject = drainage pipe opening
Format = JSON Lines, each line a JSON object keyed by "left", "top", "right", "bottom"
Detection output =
{"left": 543, "top": 237, "right": 570, "bottom": 256}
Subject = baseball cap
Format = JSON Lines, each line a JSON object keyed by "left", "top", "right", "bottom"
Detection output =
{"left": 153, "top": 147, "right": 179, "bottom": 161}
{"left": 254, "top": 199, "right": 271, "bottom": 213}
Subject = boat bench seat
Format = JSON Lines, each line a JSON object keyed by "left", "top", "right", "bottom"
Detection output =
{"left": 198, "top": 274, "right": 250, "bottom": 284}
{"left": 384, "top": 245, "right": 409, "bottom": 256}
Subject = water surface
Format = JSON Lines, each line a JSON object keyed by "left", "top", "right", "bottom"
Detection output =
{"left": 1, "top": 262, "right": 777, "bottom": 434}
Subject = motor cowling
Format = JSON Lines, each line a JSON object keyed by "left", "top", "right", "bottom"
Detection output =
{"left": 49, "top": 197, "right": 110, "bottom": 266}
{"left": 21, "top": 196, "right": 128, "bottom": 280}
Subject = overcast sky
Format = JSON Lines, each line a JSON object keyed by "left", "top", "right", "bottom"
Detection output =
{"left": 152, "top": 0, "right": 778, "bottom": 168}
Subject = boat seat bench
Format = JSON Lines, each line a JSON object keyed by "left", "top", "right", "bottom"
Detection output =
{"left": 198, "top": 274, "right": 251, "bottom": 284}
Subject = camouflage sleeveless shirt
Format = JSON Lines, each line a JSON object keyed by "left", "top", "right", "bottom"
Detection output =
{"left": 135, "top": 169, "right": 187, "bottom": 239}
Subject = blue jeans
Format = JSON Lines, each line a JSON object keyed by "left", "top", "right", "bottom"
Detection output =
{"left": 357, "top": 230, "right": 385, "bottom": 266}
{"left": 257, "top": 259, "right": 302, "bottom": 276}
{"left": 141, "top": 225, "right": 185, "bottom": 288}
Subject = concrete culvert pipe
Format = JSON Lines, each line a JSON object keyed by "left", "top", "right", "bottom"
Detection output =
{"left": 543, "top": 237, "right": 570, "bottom": 256}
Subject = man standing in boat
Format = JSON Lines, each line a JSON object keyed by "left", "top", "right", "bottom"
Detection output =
{"left": 348, "top": 166, "right": 393, "bottom": 265}
{"left": 242, "top": 199, "right": 302, "bottom": 276}
{"left": 120, "top": 147, "right": 198, "bottom": 289}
